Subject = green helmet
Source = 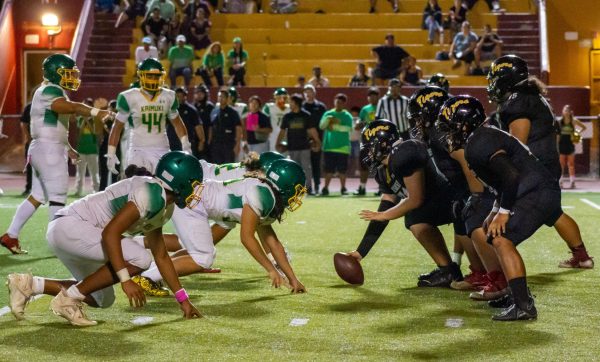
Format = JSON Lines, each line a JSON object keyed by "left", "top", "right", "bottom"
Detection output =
{"left": 129, "top": 80, "right": 140, "bottom": 89}
{"left": 273, "top": 87, "right": 288, "bottom": 97}
{"left": 137, "top": 58, "right": 165, "bottom": 92}
{"left": 42, "top": 54, "right": 80, "bottom": 91}
{"left": 259, "top": 151, "right": 285, "bottom": 171}
{"left": 155, "top": 151, "right": 203, "bottom": 209}
{"left": 265, "top": 159, "right": 307, "bottom": 212}
{"left": 228, "top": 86, "right": 239, "bottom": 102}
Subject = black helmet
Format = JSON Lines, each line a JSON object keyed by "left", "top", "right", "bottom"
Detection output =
{"left": 427, "top": 73, "right": 450, "bottom": 93}
{"left": 487, "top": 54, "right": 529, "bottom": 103}
{"left": 435, "top": 96, "right": 486, "bottom": 152}
{"left": 360, "top": 119, "right": 400, "bottom": 173}
{"left": 407, "top": 86, "right": 449, "bottom": 140}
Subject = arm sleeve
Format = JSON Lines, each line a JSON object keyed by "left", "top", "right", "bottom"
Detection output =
{"left": 356, "top": 199, "right": 397, "bottom": 257}
{"left": 115, "top": 93, "right": 131, "bottom": 124}
{"left": 488, "top": 153, "right": 520, "bottom": 211}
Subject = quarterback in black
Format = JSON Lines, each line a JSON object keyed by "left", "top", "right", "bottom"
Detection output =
{"left": 487, "top": 55, "right": 593, "bottom": 269}
{"left": 346, "top": 120, "right": 462, "bottom": 288}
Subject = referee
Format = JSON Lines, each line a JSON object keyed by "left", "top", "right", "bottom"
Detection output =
{"left": 375, "top": 78, "right": 410, "bottom": 140}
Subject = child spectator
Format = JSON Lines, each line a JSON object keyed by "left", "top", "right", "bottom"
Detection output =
{"left": 449, "top": 21, "right": 478, "bottom": 74}
{"left": 197, "top": 41, "right": 225, "bottom": 87}
{"left": 400, "top": 56, "right": 423, "bottom": 85}
{"left": 227, "top": 37, "right": 248, "bottom": 86}
{"left": 165, "top": 12, "right": 183, "bottom": 49}
{"left": 349, "top": 63, "right": 371, "bottom": 87}
{"left": 243, "top": 96, "right": 272, "bottom": 154}
{"left": 115, "top": 0, "right": 146, "bottom": 28}
{"left": 168, "top": 35, "right": 195, "bottom": 88}
{"left": 423, "top": 0, "right": 444, "bottom": 45}
{"left": 188, "top": 8, "right": 211, "bottom": 51}
{"left": 308, "top": 66, "right": 330, "bottom": 88}
{"left": 135, "top": 37, "right": 159, "bottom": 64}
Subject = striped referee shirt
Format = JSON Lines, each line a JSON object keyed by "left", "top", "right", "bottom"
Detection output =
{"left": 375, "top": 94, "right": 410, "bottom": 133}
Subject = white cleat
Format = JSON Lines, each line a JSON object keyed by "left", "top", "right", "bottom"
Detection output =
{"left": 6, "top": 273, "right": 34, "bottom": 320}
{"left": 50, "top": 291, "right": 97, "bottom": 327}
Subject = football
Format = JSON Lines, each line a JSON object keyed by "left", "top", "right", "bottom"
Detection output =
{"left": 333, "top": 252, "right": 364, "bottom": 285}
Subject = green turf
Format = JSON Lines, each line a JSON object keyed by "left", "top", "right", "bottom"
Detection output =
{"left": 0, "top": 192, "right": 599, "bottom": 361}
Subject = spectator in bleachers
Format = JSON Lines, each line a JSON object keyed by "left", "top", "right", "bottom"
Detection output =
{"left": 145, "top": 0, "right": 176, "bottom": 20}
{"left": 319, "top": 93, "right": 353, "bottom": 196}
{"left": 166, "top": 12, "right": 184, "bottom": 49}
{"left": 135, "top": 37, "right": 159, "bottom": 64}
{"left": 278, "top": 94, "right": 320, "bottom": 193}
{"left": 295, "top": 75, "right": 306, "bottom": 88}
{"left": 143, "top": 7, "right": 168, "bottom": 57}
{"left": 227, "top": 37, "right": 248, "bottom": 86}
{"left": 197, "top": 41, "right": 225, "bottom": 87}
{"left": 423, "top": 0, "right": 444, "bottom": 45}
{"left": 188, "top": 8, "right": 212, "bottom": 51}
{"left": 74, "top": 98, "right": 100, "bottom": 197}
{"left": 115, "top": 0, "right": 146, "bottom": 28}
{"left": 308, "top": 66, "right": 330, "bottom": 88}
{"left": 193, "top": 84, "right": 214, "bottom": 160}
{"left": 348, "top": 63, "right": 371, "bottom": 87}
{"left": 270, "top": 0, "right": 298, "bottom": 14}
{"left": 376, "top": 78, "right": 410, "bottom": 139}
{"left": 400, "top": 56, "right": 423, "bottom": 85}
{"left": 209, "top": 89, "right": 242, "bottom": 163}
{"left": 302, "top": 84, "right": 327, "bottom": 194}
{"left": 167, "top": 87, "right": 205, "bottom": 158}
{"left": 168, "top": 35, "right": 195, "bottom": 88}
{"left": 243, "top": 96, "right": 272, "bottom": 154}
{"left": 473, "top": 24, "right": 503, "bottom": 74}
{"left": 464, "top": 0, "right": 501, "bottom": 13}
{"left": 445, "top": 0, "right": 468, "bottom": 40}
{"left": 372, "top": 34, "right": 410, "bottom": 85}
{"left": 183, "top": 0, "right": 211, "bottom": 24}
{"left": 369, "top": 0, "right": 399, "bottom": 13}
{"left": 449, "top": 21, "right": 478, "bottom": 74}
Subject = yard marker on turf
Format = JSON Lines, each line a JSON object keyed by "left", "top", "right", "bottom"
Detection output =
{"left": 289, "top": 318, "right": 309, "bottom": 326}
{"left": 131, "top": 316, "right": 154, "bottom": 325}
{"left": 0, "top": 306, "right": 10, "bottom": 317}
{"left": 444, "top": 318, "right": 464, "bottom": 328}
{"left": 580, "top": 198, "right": 600, "bottom": 211}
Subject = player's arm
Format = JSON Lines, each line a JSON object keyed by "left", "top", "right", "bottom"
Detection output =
{"left": 171, "top": 115, "right": 192, "bottom": 153}
{"left": 359, "top": 169, "right": 426, "bottom": 222}
{"left": 508, "top": 118, "right": 531, "bottom": 144}
{"left": 239, "top": 204, "right": 282, "bottom": 287}
{"left": 485, "top": 150, "right": 520, "bottom": 238}
{"left": 145, "top": 227, "right": 202, "bottom": 318}
{"left": 574, "top": 118, "right": 587, "bottom": 132}
{"left": 450, "top": 149, "right": 484, "bottom": 193}
{"left": 257, "top": 224, "right": 306, "bottom": 293}
{"left": 51, "top": 97, "right": 111, "bottom": 120}
{"left": 351, "top": 193, "right": 398, "bottom": 260}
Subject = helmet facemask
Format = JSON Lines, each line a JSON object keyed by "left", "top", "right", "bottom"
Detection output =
{"left": 57, "top": 66, "right": 81, "bottom": 91}
{"left": 184, "top": 181, "right": 204, "bottom": 209}
{"left": 361, "top": 138, "right": 391, "bottom": 175}
{"left": 286, "top": 184, "right": 307, "bottom": 212}
{"left": 138, "top": 69, "right": 165, "bottom": 92}
{"left": 486, "top": 74, "right": 504, "bottom": 103}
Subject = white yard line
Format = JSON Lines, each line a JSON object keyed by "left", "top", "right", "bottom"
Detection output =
{"left": 580, "top": 198, "right": 600, "bottom": 211}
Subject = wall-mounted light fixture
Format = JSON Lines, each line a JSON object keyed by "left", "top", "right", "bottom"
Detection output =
{"left": 41, "top": 12, "right": 61, "bottom": 48}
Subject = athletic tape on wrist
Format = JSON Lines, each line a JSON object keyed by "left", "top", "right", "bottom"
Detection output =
{"left": 175, "top": 288, "right": 189, "bottom": 303}
{"left": 107, "top": 145, "right": 117, "bottom": 155}
{"left": 117, "top": 268, "right": 130, "bottom": 283}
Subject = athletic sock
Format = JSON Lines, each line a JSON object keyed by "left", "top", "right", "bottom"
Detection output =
{"left": 7, "top": 199, "right": 37, "bottom": 238}
{"left": 451, "top": 251, "right": 463, "bottom": 266}
{"left": 140, "top": 263, "right": 162, "bottom": 282}
{"left": 32, "top": 276, "right": 45, "bottom": 295}
{"left": 508, "top": 277, "right": 529, "bottom": 310}
{"left": 66, "top": 285, "right": 86, "bottom": 301}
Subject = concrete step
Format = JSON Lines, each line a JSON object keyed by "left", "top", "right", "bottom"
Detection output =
{"left": 295, "top": 0, "right": 532, "bottom": 13}
{"left": 81, "top": 66, "right": 125, "bottom": 75}
{"left": 90, "top": 34, "right": 133, "bottom": 43}
{"left": 86, "top": 50, "right": 131, "bottom": 59}
{"left": 84, "top": 59, "right": 126, "bottom": 68}
{"left": 498, "top": 29, "right": 538, "bottom": 36}
{"left": 89, "top": 43, "right": 131, "bottom": 52}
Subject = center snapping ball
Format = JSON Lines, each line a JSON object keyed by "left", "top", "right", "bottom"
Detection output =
{"left": 333, "top": 252, "right": 364, "bottom": 285}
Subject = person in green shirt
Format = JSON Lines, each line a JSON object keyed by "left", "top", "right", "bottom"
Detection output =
{"left": 227, "top": 37, "right": 249, "bottom": 86}
{"left": 354, "top": 87, "right": 380, "bottom": 195}
{"left": 168, "top": 35, "right": 195, "bottom": 88}
{"left": 198, "top": 41, "right": 224, "bottom": 87}
{"left": 319, "top": 93, "right": 353, "bottom": 196}
{"left": 145, "top": 0, "right": 176, "bottom": 20}
{"left": 74, "top": 98, "right": 99, "bottom": 196}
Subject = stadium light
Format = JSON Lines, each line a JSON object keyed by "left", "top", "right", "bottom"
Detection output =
{"left": 41, "top": 13, "right": 59, "bottom": 27}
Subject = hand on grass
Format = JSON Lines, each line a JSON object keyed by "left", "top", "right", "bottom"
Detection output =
{"left": 121, "top": 279, "right": 146, "bottom": 308}
{"left": 180, "top": 299, "right": 202, "bottom": 319}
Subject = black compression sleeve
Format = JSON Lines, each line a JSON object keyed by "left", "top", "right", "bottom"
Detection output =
{"left": 488, "top": 153, "right": 520, "bottom": 211}
{"left": 356, "top": 199, "right": 396, "bottom": 258}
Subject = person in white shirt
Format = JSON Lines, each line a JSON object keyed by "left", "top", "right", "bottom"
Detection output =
{"left": 135, "top": 37, "right": 159, "bottom": 64}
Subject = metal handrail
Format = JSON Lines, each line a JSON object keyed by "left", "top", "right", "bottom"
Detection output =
{"left": 538, "top": 0, "right": 550, "bottom": 82}
{"left": 70, "top": 0, "right": 93, "bottom": 64}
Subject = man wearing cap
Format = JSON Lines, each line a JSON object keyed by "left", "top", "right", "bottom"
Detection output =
{"left": 168, "top": 34, "right": 195, "bottom": 88}
{"left": 302, "top": 84, "right": 327, "bottom": 193}
{"left": 135, "top": 37, "right": 159, "bottom": 64}
{"left": 375, "top": 78, "right": 410, "bottom": 139}
{"left": 167, "top": 87, "right": 205, "bottom": 158}
{"left": 193, "top": 85, "right": 214, "bottom": 161}
{"left": 354, "top": 87, "right": 380, "bottom": 195}
{"left": 372, "top": 34, "right": 410, "bottom": 85}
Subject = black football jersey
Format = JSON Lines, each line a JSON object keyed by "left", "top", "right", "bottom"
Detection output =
{"left": 375, "top": 139, "right": 450, "bottom": 199}
{"left": 497, "top": 91, "right": 560, "bottom": 178}
{"left": 465, "top": 126, "right": 558, "bottom": 199}
{"left": 427, "top": 126, "right": 469, "bottom": 200}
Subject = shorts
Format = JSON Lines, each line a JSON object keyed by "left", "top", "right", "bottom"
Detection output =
{"left": 46, "top": 215, "right": 152, "bottom": 307}
{"left": 323, "top": 151, "right": 349, "bottom": 174}
{"left": 126, "top": 147, "right": 170, "bottom": 174}
{"left": 171, "top": 205, "right": 216, "bottom": 268}
{"left": 455, "top": 51, "right": 475, "bottom": 63}
{"left": 373, "top": 67, "right": 400, "bottom": 80}
{"left": 29, "top": 140, "right": 69, "bottom": 204}
{"left": 405, "top": 192, "right": 453, "bottom": 229}
{"left": 499, "top": 187, "right": 563, "bottom": 246}
{"left": 463, "top": 192, "right": 495, "bottom": 237}
{"left": 480, "top": 50, "right": 497, "bottom": 61}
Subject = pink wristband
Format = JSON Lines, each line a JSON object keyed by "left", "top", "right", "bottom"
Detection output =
{"left": 175, "top": 288, "right": 189, "bottom": 303}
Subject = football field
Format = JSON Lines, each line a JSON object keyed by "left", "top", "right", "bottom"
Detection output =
{"left": 0, "top": 191, "right": 599, "bottom": 361}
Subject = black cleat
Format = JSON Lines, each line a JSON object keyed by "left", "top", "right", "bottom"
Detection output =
{"left": 417, "top": 263, "right": 462, "bottom": 288}
{"left": 492, "top": 298, "right": 537, "bottom": 321}
{"left": 320, "top": 187, "right": 329, "bottom": 196}
{"left": 341, "top": 187, "right": 348, "bottom": 195}
{"left": 488, "top": 293, "right": 513, "bottom": 308}
{"left": 353, "top": 187, "right": 366, "bottom": 196}
{"left": 418, "top": 267, "right": 441, "bottom": 281}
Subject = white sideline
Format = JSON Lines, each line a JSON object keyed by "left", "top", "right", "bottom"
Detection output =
{"left": 580, "top": 198, "right": 600, "bottom": 211}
